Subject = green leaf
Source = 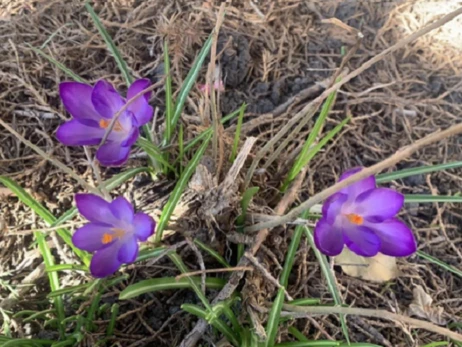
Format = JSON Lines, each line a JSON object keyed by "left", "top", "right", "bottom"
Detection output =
{"left": 0, "top": 338, "right": 56, "bottom": 347}
{"left": 47, "top": 283, "right": 90, "bottom": 298}
{"left": 194, "top": 239, "right": 231, "bottom": 268}
{"left": 287, "top": 327, "right": 309, "bottom": 342}
{"left": 163, "top": 40, "right": 175, "bottom": 144}
{"left": 26, "top": 44, "right": 86, "bottom": 83}
{"left": 169, "top": 252, "right": 212, "bottom": 310}
{"left": 287, "top": 298, "right": 321, "bottom": 306}
{"left": 280, "top": 211, "right": 307, "bottom": 288}
{"left": 84, "top": 2, "right": 132, "bottom": 85}
{"left": 119, "top": 277, "right": 225, "bottom": 300}
{"left": 265, "top": 287, "right": 285, "bottom": 347}
{"left": 184, "top": 107, "right": 241, "bottom": 153}
{"left": 236, "top": 187, "right": 260, "bottom": 260}
{"left": 167, "top": 32, "right": 214, "bottom": 141}
{"left": 304, "top": 226, "right": 350, "bottom": 344}
{"left": 417, "top": 250, "right": 462, "bottom": 278}
{"left": 283, "top": 116, "right": 349, "bottom": 191}
{"left": 283, "top": 78, "right": 341, "bottom": 190}
{"left": 106, "top": 304, "right": 119, "bottom": 337}
{"left": 136, "top": 138, "right": 177, "bottom": 174}
{"left": 135, "top": 246, "right": 167, "bottom": 263}
{"left": 230, "top": 103, "right": 247, "bottom": 162}
{"left": 376, "top": 161, "right": 462, "bottom": 183}
{"left": 155, "top": 134, "right": 212, "bottom": 242}
{"left": 420, "top": 343, "right": 450, "bottom": 347}
{"left": 275, "top": 341, "right": 340, "bottom": 347}
{"left": 0, "top": 175, "right": 88, "bottom": 265}
{"left": 46, "top": 264, "right": 87, "bottom": 273}
{"left": 181, "top": 304, "right": 240, "bottom": 346}
{"left": 404, "top": 194, "right": 462, "bottom": 203}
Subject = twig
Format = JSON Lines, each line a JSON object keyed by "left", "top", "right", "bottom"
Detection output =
{"left": 281, "top": 304, "right": 462, "bottom": 341}
{"left": 83, "top": 146, "right": 109, "bottom": 199}
{"left": 175, "top": 266, "right": 253, "bottom": 280}
{"left": 246, "top": 121, "right": 462, "bottom": 232}
{"left": 244, "top": 6, "right": 462, "bottom": 187}
{"left": 0, "top": 118, "right": 100, "bottom": 195}
{"left": 187, "top": 238, "right": 207, "bottom": 294}
{"left": 245, "top": 253, "right": 293, "bottom": 301}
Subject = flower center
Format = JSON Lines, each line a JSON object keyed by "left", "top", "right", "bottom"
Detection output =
{"left": 99, "top": 119, "right": 123, "bottom": 131}
{"left": 101, "top": 228, "right": 126, "bottom": 244}
{"left": 345, "top": 213, "right": 364, "bottom": 225}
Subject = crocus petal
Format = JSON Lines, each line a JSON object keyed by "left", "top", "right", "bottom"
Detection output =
{"left": 127, "top": 79, "right": 153, "bottom": 126}
{"left": 75, "top": 194, "right": 117, "bottom": 225}
{"left": 354, "top": 188, "right": 404, "bottom": 222}
{"left": 59, "top": 82, "right": 101, "bottom": 125}
{"left": 343, "top": 224, "right": 381, "bottom": 257}
{"left": 91, "top": 80, "right": 125, "bottom": 119}
{"left": 56, "top": 120, "right": 104, "bottom": 146}
{"left": 96, "top": 142, "right": 131, "bottom": 167}
{"left": 314, "top": 218, "right": 344, "bottom": 256}
{"left": 369, "top": 218, "right": 417, "bottom": 257}
{"left": 339, "top": 167, "right": 376, "bottom": 199}
{"left": 322, "top": 193, "right": 348, "bottom": 224}
{"left": 133, "top": 213, "right": 155, "bottom": 241}
{"left": 90, "top": 243, "right": 122, "bottom": 278}
{"left": 110, "top": 197, "right": 134, "bottom": 224}
{"left": 121, "top": 124, "right": 139, "bottom": 147}
{"left": 72, "top": 223, "right": 112, "bottom": 252}
{"left": 117, "top": 237, "right": 139, "bottom": 263}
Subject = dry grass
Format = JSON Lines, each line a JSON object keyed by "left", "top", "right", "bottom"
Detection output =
{"left": 1, "top": 0, "right": 462, "bottom": 346}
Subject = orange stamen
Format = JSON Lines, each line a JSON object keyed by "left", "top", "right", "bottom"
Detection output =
{"left": 101, "top": 229, "right": 126, "bottom": 245}
{"left": 346, "top": 213, "right": 364, "bottom": 225}
{"left": 99, "top": 119, "right": 123, "bottom": 131}
{"left": 101, "top": 233, "right": 113, "bottom": 244}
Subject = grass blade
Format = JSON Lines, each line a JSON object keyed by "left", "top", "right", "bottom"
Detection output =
{"left": 181, "top": 304, "right": 240, "bottom": 346}
{"left": 283, "top": 116, "right": 349, "bottom": 191}
{"left": 283, "top": 79, "right": 340, "bottom": 190}
{"left": 26, "top": 44, "right": 86, "bottom": 83}
{"left": 404, "top": 194, "right": 462, "bottom": 203}
{"left": 167, "top": 32, "right": 214, "bottom": 141}
{"left": 265, "top": 287, "right": 285, "bottom": 347}
{"left": 155, "top": 133, "right": 212, "bottom": 242}
{"left": 163, "top": 40, "right": 174, "bottom": 144}
{"left": 46, "top": 264, "right": 87, "bottom": 273}
{"left": 275, "top": 342, "right": 340, "bottom": 347}
{"left": 0, "top": 175, "right": 89, "bottom": 266}
{"left": 106, "top": 304, "right": 119, "bottom": 337}
{"left": 179, "top": 123, "right": 184, "bottom": 174}
{"left": 136, "top": 138, "right": 177, "bottom": 175}
{"left": 280, "top": 210, "right": 308, "bottom": 288}
{"left": 287, "top": 327, "right": 309, "bottom": 342}
{"left": 119, "top": 277, "right": 225, "bottom": 300}
{"left": 417, "top": 250, "right": 462, "bottom": 278}
{"left": 184, "top": 107, "right": 241, "bottom": 153}
{"left": 376, "top": 161, "right": 462, "bottom": 183}
{"left": 84, "top": 2, "right": 132, "bottom": 84}
{"left": 236, "top": 187, "right": 260, "bottom": 260}
{"left": 194, "top": 239, "right": 231, "bottom": 268}
{"left": 135, "top": 246, "right": 167, "bottom": 263}
{"left": 169, "top": 252, "right": 212, "bottom": 311}
{"left": 230, "top": 103, "right": 246, "bottom": 162}
{"left": 287, "top": 298, "right": 320, "bottom": 306}
{"left": 0, "top": 338, "right": 57, "bottom": 347}
{"left": 304, "top": 226, "right": 350, "bottom": 344}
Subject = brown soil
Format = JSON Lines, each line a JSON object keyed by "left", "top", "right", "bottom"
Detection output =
{"left": 1, "top": 1, "right": 462, "bottom": 346}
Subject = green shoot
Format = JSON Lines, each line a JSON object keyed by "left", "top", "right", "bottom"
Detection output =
{"left": 417, "top": 251, "right": 462, "bottom": 278}
{"left": 155, "top": 134, "right": 212, "bottom": 242}
{"left": 265, "top": 287, "right": 285, "bottom": 347}
{"left": 304, "top": 227, "right": 350, "bottom": 344}
{"left": 236, "top": 187, "right": 259, "bottom": 260}
{"left": 376, "top": 161, "right": 462, "bottom": 183}
{"left": 119, "top": 277, "right": 225, "bottom": 300}
{"left": 163, "top": 40, "right": 174, "bottom": 144}
{"left": 230, "top": 103, "right": 246, "bottom": 162}
{"left": 194, "top": 239, "right": 231, "bottom": 268}
{"left": 404, "top": 194, "right": 462, "bottom": 203}
{"left": 287, "top": 326, "right": 309, "bottom": 342}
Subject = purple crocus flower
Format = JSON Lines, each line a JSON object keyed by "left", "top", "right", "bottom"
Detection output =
{"left": 56, "top": 79, "right": 153, "bottom": 166}
{"left": 72, "top": 194, "right": 155, "bottom": 278}
{"left": 314, "top": 167, "right": 416, "bottom": 258}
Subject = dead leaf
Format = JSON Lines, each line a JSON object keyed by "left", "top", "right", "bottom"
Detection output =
{"left": 334, "top": 248, "right": 399, "bottom": 282}
{"left": 409, "top": 285, "right": 447, "bottom": 325}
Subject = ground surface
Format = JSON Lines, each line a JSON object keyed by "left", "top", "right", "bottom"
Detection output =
{"left": 1, "top": 0, "right": 462, "bottom": 346}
